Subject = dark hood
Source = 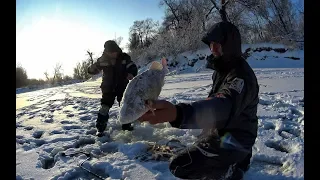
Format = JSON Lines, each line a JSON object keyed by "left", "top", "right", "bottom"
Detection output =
{"left": 104, "top": 40, "right": 122, "bottom": 53}
{"left": 202, "top": 22, "right": 243, "bottom": 71}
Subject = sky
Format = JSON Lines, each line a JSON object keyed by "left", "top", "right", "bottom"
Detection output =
{"left": 16, "top": 0, "right": 165, "bottom": 80}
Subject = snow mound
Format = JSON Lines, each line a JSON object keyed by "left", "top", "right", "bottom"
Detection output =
{"left": 139, "top": 43, "right": 304, "bottom": 76}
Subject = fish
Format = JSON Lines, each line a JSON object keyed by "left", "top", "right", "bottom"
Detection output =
{"left": 118, "top": 57, "right": 169, "bottom": 124}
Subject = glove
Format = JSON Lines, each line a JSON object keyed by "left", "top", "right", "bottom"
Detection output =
{"left": 88, "top": 64, "right": 100, "bottom": 75}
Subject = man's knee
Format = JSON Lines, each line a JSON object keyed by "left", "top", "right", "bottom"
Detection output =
{"left": 168, "top": 144, "right": 248, "bottom": 179}
{"left": 169, "top": 156, "right": 233, "bottom": 180}
{"left": 101, "top": 93, "right": 116, "bottom": 107}
{"left": 236, "top": 151, "right": 252, "bottom": 172}
{"left": 168, "top": 147, "right": 223, "bottom": 179}
{"left": 169, "top": 157, "right": 200, "bottom": 179}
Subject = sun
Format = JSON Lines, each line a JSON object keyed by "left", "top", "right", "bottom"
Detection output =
{"left": 16, "top": 17, "right": 112, "bottom": 79}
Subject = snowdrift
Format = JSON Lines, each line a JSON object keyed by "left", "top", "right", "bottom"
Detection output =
{"left": 139, "top": 43, "right": 304, "bottom": 75}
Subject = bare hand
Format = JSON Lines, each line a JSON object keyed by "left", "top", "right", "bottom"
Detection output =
{"left": 139, "top": 100, "right": 177, "bottom": 125}
{"left": 127, "top": 73, "right": 134, "bottom": 80}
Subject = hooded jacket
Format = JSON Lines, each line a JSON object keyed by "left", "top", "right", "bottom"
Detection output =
{"left": 170, "top": 22, "right": 259, "bottom": 151}
{"left": 88, "top": 41, "right": 138, "bottom": 94}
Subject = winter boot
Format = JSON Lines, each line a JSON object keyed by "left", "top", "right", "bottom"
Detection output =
{"left": 95, "top": 105, "right": 110, "bottom": 137}
{"left": 122, "top": 123, "right": 134, "bottom": 131}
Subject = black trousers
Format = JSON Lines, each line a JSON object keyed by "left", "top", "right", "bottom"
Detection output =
{"left": 98, "top": 85, "right": 130, "bottom": 126}
{"left": 100, "top": 84, "right": 127, "bottom": 108}
{"left": 169, "top": 137, "right": 252, "bottom": 179}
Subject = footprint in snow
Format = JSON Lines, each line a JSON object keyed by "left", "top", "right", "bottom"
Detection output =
{"left": 39, "top": 156, "right": 56, "bottom": 169}
{"left": 32, "top": 130, "right": 44, "bottom": 139}
{"left": 49, "top": 129, "right": 63, "bottom": 135}
{"left": 16, "top": 139, "right": 25, "bottom": 145}
{"left": 78, "top": 107, "right": 87, "bottom": 111}
{"left": 43, "top": 118, "right": 54, "bottom": 123}
{"left": 262, "top": 122, "right": 276, "bottom": 130}
{"left": 278, "top": 131, "right": 296, "bottom": 139}
{"left": 78, "top": 110, "right": 89, "bottom": 115}
{"left": 16, "top": 175, "right": 23, "bottom": 180}
{"left": 66, "top": 114, "right": 75, "bottom": 117}
{"left": 63, "top": 110, "right": 72, "bottom": 113}
{"left": 86, "top": 128, "right": 97, "bottom": 135}
{"left": 73, "top": 137, "right": 96, "bottom": 148}
{"left": 80, "top": 115, "right": 92, "bottom": 121}
{"left": 264, "top": 140, "right": 292, "bottom": 153}
{"left": 100, "top": 142, "right": 119, "bottom": 153}
{"left": 33, "top": 139, "right": 46, "bottom": 147}
{"left": 62, "top": 125, "right": 82, "bottom": 130}
{"left": 16, "top": 135, "right": 24, "bottom": 139}
{"left": 24, "top": 126, "right": 34, "bottom": 131}
{"left": 60, "top": 120, "right": 75, "bottom": 124}
{"left": 278, "top": 128, "right": 300, "bottom": 139}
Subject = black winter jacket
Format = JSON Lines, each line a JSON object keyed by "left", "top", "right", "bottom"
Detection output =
{"left": 170, "top": 22, "right": 259, "bottom": 151}
{"left": 88, "top": 52, "right": 138, "bottom": 94}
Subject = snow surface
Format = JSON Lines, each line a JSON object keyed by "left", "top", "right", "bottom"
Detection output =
{"left": 17, "top": 44, "right": 304, "bottom": 180}
{"left": 138, "top": 43, "right": 303, "bottom": 76}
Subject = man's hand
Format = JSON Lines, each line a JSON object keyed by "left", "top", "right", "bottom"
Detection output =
{"left": 139, "top": 100, "right": 177, "bottom": 125}
{"left": 127, "top": 73, "right": 134, "bottom": 80}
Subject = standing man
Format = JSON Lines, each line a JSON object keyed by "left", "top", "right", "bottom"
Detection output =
{"left": 88, "top": 40, "right": 138, "bottom": 137}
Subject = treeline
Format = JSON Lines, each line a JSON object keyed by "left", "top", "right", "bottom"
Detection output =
{"left": 16, "top": 63, "right": 74, "bottom": 89}
{"left": 126, "top": 0, "right": 304, "bottom": 65}
{"left": 17, "top": 0, "right": 304, "bottom": 88}
{"left": 16, "top": 51, "right": 96, "bottom": 89}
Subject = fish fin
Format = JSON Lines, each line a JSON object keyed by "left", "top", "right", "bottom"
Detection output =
{"left": 146, "top": 100, "right": 156, "bottom": 116}
{"left": 149, "top": 61, "right": 163, "bottom": 70}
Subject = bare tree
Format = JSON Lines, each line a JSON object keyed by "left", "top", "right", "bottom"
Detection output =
{"left": 127, "top": 0, "right": 303, "bottom": 65}
{"left": 128, "top": 31, "right": 140, "bottom": 51}
{"left": 130, "top": 20, "right": 145, "bottom": 47}
{"left": 44, "top": 71, "right": 50, "bottom": 82}
{"left": 86, "top": 50, "right": 94, "bottom": 65}
{"left": 52, "top": 63, "right": 63, "bottom": 84}
{"left": 113, "top": 35, "right": 123, "bottom": 48}
{"left": 16, "top": 66, "right": 28, "bottom": 88}
{"left": 73, "top": 50, "right": 97, "bottom": 81}
{"left": 142, "top": 18, "right": 159, "bottom": 47}
{"left": 160, "top": 0, "right": 181, "bottom": 30}
{"left": 129, "top": 18, "right": 159, "bottom": 49}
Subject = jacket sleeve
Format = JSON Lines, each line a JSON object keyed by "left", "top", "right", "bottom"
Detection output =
{"left": 87, "top": 58, "right": 103, "bottom": 75}
{"left": 124, "top": 54, "right": 138, "bottom": 77}
{"left": 169, "top": 74, "right": 247, "bottom": 130}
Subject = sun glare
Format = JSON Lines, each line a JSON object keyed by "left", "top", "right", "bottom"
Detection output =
{"left": 16, "top": 17, "right": 113, "bottom": 79}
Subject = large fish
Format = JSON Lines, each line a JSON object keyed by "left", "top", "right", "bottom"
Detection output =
{"left": 118, "top": 58, "right": 169, "bottom": 124}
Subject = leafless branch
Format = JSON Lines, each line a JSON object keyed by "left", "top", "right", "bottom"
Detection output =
{"left": 220, "top": 0, "right": 228, "bottom": 22}
{"left": 205, "top": 6, "right": 216, "bottom": 19}
{"left": 209, "top": 0, "right": 220, "bottom": 11}
{"left": 86, "top": 50, "right": 94, "bottom": 65}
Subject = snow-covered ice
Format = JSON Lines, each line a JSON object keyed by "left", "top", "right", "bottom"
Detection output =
{"left": 16, "top": 45, "right": 304, "bottom": 180}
